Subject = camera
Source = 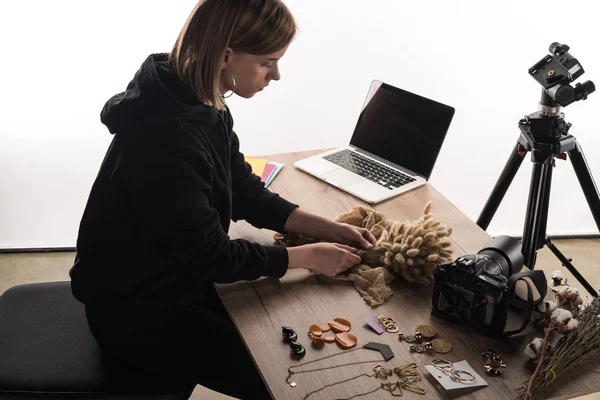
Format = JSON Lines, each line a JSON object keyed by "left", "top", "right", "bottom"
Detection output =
{"left": 529, "top": 42, "right": 595, "bottom": 107}
{"left": 431, "top": 236, "right": 547, "bottom": 337}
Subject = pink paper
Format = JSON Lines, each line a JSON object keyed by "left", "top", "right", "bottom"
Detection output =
{"left": 261, "top": 163, "right": 276, "bottom": 182}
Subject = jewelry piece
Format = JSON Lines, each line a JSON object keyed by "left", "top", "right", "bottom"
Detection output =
{"left": 398, "top": 332, "right": 422, "bottom": 343}
{"left": 378, "top": 316, "right": 399, "bottom": 333}
{"left": 381, "top": 381, "right": 403, "bottom": 397}
{"left": 408, "top": 339, "right": 451, "bottom": 354}
{"left": 398, "top": 324, "right": 436, "bottom": 342}
{"left": 431, "top": 359, "right": 453, "bottom": 372}
{"left": 223, "top": 73, "right": 236, "bottom": 98}
{"left": 450, "top": 370, "right": 475, "bottom": 383}
{"left": 431, "top": 359, "right": 476, "bottom": 385}
{"left": 289, "top": 355, "right": 427, "bottom": 398}
{"left": 393, "top": 363, "right": 427, "bottom": 395}
{"left": 481, "top": 349, "right": 507, "bottom": 376}
{"left": 415, "top": 324, "right": 437, "bottom": 339}
{"left": 410, "top": 342, "right": 433, "bottom": 353}
{"left": 374, "top": 364, "right": 394, "bottom": 378}
{"left": 282, "top": 326, "right": 298, "bottom": 342}
{"left": 402, "top": 380, "right": 427, "bottom": 395}
{"left": 282, "top": 326, "right": 305, "bottom": 358}
{"left": 431, "top": 338, "right": 452, "bottom": 353}
{"left": 290, "top": 342, "right": 306, "bottom": 358}
{"left": 286, "top": 346, "right": 383, "bottom": 387}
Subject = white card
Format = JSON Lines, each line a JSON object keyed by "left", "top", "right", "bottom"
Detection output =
{"left": 424, "top": 360, "right": 488, "bottom": 391}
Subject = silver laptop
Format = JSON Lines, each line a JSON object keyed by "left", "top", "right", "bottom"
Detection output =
{"left": 294, "top": 80, "right": 455, "bottom": 204}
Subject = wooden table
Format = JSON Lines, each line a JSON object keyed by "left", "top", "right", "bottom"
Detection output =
{"left": 215, "top": 149, "right": 600, "bottom": 400}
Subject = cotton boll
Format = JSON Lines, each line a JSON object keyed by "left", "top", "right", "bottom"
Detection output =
{"left": 564, "top": 287, "right": 580, "bottom": 300}
{"left": 566, "top": 318, "right": 580, "bottom": 331}
{"left": 551, "top": 270, "right": 564, "bottom": 279}
{"left": 524, "top": 345, "right": 538, "bottom": 359}
{"left": 557, "top": 286, "right": 579, "bottom": 299}
{"left": 524, "top": 337, "right": 545, "bottom": 360}
{"left": 551, "top": 308, "right": 573, "bottom": 326}
{"left": 551, "top": 270, "right": 564, "bottom": 286}
{"left": 573, "top": 295, "right": 584, "bottom": 306}
{"left": 538, "top": 301, "right": 557, "bottom": 314}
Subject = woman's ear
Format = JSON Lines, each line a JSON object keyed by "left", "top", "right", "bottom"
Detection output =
{"left": 223, "top": 47, "right": 233, "bottom": 64}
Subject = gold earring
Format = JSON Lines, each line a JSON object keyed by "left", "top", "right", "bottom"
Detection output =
{"left": 450, "top": 370, "right": 476, "bottom": 383}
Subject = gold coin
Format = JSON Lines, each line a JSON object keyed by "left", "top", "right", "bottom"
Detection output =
{"left": 416, "top": 324, "right": 437, "bottom": 339}
{"left": 431, "top": 339, "right": 452, "bottom": 353}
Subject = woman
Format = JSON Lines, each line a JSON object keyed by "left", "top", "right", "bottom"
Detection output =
{"left": 69, "top": 0, "right": 376, "bottom": 398}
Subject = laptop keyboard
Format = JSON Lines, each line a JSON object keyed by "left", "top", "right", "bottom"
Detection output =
{"left": 323, "top": 149, "right": 416, "bottom": 190}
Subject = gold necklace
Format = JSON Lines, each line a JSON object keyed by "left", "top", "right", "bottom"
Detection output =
{"left": 285, "top": 347, "right": 427, "bottom": 399}
{"left": 301, "top": 363, "right": 427, "bottom": 399}
{"left": 286, "top": 346, "right": 382, "bottom": 387}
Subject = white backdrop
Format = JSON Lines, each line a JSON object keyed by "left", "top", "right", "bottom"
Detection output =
{"left": 1, "top": 0, "right": 599, "bottom": 249}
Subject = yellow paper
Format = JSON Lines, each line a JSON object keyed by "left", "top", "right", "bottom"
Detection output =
{"left": 244, "top": 156, "right": 268, "bottom": 177}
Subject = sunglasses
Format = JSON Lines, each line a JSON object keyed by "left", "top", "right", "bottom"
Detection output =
{"left": 282, "top": 326, "right": 306, "bottom": 358}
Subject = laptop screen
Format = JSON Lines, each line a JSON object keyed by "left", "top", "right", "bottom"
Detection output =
{"left": 349, "top": 80, "right": 455, "bottom": 179}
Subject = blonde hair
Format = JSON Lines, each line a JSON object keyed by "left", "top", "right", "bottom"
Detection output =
{"left": 169, "top": 0, "right": 297, "bottom": 111}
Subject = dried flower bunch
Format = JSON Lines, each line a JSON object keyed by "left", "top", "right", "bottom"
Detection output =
{"left": 273, "top": 202, "right": 455, "bottom": 306}
{"left": 516, "top": 270, "right": 599, "bottom": 399}
{"left": 356, "top": 201, "right": 454, "bottom": 284}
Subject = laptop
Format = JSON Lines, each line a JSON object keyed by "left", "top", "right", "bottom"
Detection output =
{"left": 294, "top": 80, "right": 455, "bottom": 204}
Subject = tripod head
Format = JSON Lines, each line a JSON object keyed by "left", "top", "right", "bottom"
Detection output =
{"left": 529, "top": 42, "right": 595, "bottom": 112}
{"left": 520, "top": 43, "right": 596, "bottom": 143}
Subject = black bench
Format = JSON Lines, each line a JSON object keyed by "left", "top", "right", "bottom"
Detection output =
{"left": 0, "top": 281, "right": 195, "bottom": 399}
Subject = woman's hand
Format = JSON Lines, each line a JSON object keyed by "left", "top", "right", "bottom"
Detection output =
{"left": 283, "top": 208, "right": 377, "bottom": 250}
{"left": 287, "top": 242, "right": 362, "bottom": 277}
{"left": 326, "top": 222, "right": 377, "bottom": 250}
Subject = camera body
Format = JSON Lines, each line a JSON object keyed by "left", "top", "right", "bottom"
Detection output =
{"left": 431, "top": 236, "right": 527, "bottom": 337}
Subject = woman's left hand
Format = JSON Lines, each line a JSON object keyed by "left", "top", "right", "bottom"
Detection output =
{"left": 326, "top": 222, "right": 377, "bottom": 250}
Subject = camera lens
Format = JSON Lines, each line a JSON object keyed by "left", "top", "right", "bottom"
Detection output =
{"left": 477, "top": 236, "right": 524, "bottom": 278}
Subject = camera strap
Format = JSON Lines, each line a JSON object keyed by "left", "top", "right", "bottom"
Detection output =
{"left": 502, "top": 270, "right": 548, "bottom": 337}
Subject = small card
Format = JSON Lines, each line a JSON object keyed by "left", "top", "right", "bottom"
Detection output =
{"left": 424, "top": 360, "right": 488, "bottom": 391}
{"left": 364, "top": 314, "right": 387, "bottom": 334}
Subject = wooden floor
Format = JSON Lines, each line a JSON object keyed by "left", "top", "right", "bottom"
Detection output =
{"left": 1, "top": 238, "right": 598, "bottom": 400}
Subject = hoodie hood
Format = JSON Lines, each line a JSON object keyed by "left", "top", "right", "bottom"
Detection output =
{"left": 100, "top": 53, "right": 219, "bottom": 135}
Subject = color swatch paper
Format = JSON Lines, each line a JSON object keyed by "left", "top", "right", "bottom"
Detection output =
{"left": 264, "top": 162, "right": 283, "bottom": 188}
{"left": 261, "top": 163, "right": 276, "bottom": 183}
{"left": 244, "top": 156, "right": 268, "bottom": 177}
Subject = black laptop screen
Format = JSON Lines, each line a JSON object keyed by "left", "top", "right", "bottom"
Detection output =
{"left": 349, "top": 81, "right": 455, "bottom": 179}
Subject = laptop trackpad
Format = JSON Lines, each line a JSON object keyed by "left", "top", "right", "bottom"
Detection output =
{"left": 321, "top": 168, "right": 362, "bottom": 188}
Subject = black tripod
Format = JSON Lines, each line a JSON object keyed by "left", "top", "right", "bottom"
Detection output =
{"left": 476, "top": 89, "right": 600, "bottom": 298}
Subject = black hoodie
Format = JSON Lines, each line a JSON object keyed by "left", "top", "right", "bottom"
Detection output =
{"left": 69, "top": 53, "right": 298, "bottom": 341}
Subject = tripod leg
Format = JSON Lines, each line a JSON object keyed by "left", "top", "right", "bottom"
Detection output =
{"left": 568, "top": 141, "right": 600, "bottom": 230}
{"left": 546, "top": 238, "right": 598, "bottom": 297}
{"left": 477, "top": 142, "right": 525, "bottom": 230}
{"left": 522, "top": 157, "right": 554, "bottom": 270}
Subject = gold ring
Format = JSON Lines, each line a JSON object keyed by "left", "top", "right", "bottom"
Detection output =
{"left": 451, "top": 370, "right": 475, "bottom": 383}
{"left": 431, "top": 359, "right": 453, "bottom": 372}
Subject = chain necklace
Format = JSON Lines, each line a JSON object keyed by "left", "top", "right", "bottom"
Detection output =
{"left": 285, "top": 346, "right": 427, "bottom": 399}
{"left": 286, "top": 346, "right": 382, "bottom": 387}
